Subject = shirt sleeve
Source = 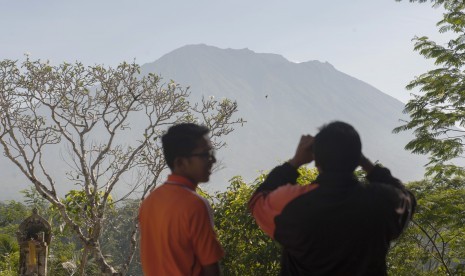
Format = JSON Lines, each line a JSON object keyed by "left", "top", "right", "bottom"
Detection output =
{"left": 189, "top": 197, "right": 224, "bottom": 266}
{"left": 249, "top": 183, "right": 318, "bottom": 238}
{"left": 367, "top": 165, "right": 417, "bottom": 239}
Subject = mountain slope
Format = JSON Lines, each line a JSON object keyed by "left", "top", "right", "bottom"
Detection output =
{"left": 142, "top": 44, "right": 427, "bottom": 188}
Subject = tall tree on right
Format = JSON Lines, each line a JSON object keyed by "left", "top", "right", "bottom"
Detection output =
{"left": 394, "top": 0, "right": 465, "bottom": 180}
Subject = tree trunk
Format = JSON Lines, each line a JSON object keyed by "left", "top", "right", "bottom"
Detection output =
{"left": 79, "top": 245, "right": 89, "bottom": 276}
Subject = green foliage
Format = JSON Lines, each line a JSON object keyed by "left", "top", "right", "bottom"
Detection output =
{"left": 212, "top": 176, "right": 280, "bottom": 275}
{"left": 0, "top": 234, "right": 19, "bottom": 275}
{"left": 20, "top": 186, "right": 49, "bottom": 212}
{"left": 387, "top": 178, "right": 465, "bottom": 275}
{"left": 0, "top": 202, "right": 24, "bottom": 275}
{"left": 296, "top": 165, "right": 320, "bottom": 184}
{"left": 100, "top": 199, "right": 142, "bottom": 275}
{"left": 1, "top": 169, "right": 464, "bottom": 275}
{"left": 0, "top": 199, "right": 31, "bottom": 275}
{"left": 393, "top": 0, "right": 465, "bottom": 179}
{"left": 397, "top": 0, "right": 465, "bottom": 9}
{"left": 0, "top": 201, "right": 29, "bottom": 237}
{"left": 392, "top": 3, "right": 465, "bottom": 272}
{"left": 50, "top": 189, "right": 114, "bottom": 234}
{"left": 0, "top": 234, "right": 18, "bottom": 256}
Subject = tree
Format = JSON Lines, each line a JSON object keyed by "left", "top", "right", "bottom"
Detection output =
{"left": 99, "top": 199, "right": 143, "bottom": 275}
{"left": 393, "top": 0, "right": 465, "bottom": 179}
{"left": 399, "top": 0, "right": 461, "bottom": 4}
{"left": 391, "top": 1, "right": 465, "bottom": 274}
{"left": 209, "top": 176, "right": 281, "bottom": 275}
{"left": 0, "top": 201, "right": 24, "bottom": 276}
{"left": 0, "top": 234, "right": 19, "bottom": 276}
{"left": 387, "top": 178, "right": 465, "bottom": 275}
{"left": 0, "top": 58, "right": 243, "bottom": 275}
{"left": 0, "top": 200, "right": 29, "bottom": 236}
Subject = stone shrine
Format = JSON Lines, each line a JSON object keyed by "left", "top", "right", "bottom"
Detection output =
{"left": 16, "top": 208, "right": 51, "bottom": 276}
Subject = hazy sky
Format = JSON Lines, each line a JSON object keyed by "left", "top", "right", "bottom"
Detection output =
{"left": 2, "top": 0, "right": 446, "bottom": 103}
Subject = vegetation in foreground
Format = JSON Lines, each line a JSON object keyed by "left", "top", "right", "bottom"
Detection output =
{"left": 1, "top": 166, "right": 464, "bottom": 275}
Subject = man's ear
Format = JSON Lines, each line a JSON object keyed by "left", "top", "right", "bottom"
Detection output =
{"left": 173, "top": 157, "right": 187, "bottom": 172}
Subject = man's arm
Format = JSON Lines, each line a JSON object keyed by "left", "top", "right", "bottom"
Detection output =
{"left": 248, "top": 135, "right": 317, "bottom": 238}
{"left": 252, "top": 162, "right": 300, "bottom": 196}
{"left": 202, "top": 262, "right": 221, "bottom": 276}
{"left": 190, "top": 198, "right": 224, "bottom": 273}
{"left": 360, "top": 154, "right": 417, "bottom": 238}
{"left": 361, "top": 154, "right": 413, "bottom": 192}
{"left": 252, "top": 135, "right": 314, "bottom": 196}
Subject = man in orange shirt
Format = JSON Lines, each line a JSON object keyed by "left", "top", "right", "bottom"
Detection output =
{"left": 139, "top": 123, "right": 224, "bottom": 276}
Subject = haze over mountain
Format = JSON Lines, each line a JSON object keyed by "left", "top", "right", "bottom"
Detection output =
{"left": 0, "top": 44, "right": 428, "bottom": 200}
{"left": 141, "top": 44, "right": 428, "bottom": 190}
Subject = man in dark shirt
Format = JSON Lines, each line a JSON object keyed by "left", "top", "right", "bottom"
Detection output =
{"left": 248, "top": 121, "right": 416, "bottom": 275}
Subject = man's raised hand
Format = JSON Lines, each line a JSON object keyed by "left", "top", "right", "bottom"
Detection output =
{"left": 289, "top": 135, "right": 314, "bottom": 168}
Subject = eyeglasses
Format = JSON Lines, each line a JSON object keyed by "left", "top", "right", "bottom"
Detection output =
{"left": 187, "top": 149, "right": 216, "bottom": 161}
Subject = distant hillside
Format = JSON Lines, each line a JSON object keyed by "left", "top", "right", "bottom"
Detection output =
{"left": 142, "top": 44, "right": 428, "bottom": 190}
{"left": 0, "top": 44, "right": 428, "bottom": 200}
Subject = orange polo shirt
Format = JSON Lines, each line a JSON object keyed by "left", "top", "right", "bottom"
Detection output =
{"left": 139, "top": 174, "right": 224, "bottom": 276}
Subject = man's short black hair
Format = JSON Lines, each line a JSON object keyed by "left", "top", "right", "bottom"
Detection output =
{"left": 161, "top": 123, "right": 210, "bottom": 170}
{"left": 313, "top": 121, "right": 361, "bottom": 173}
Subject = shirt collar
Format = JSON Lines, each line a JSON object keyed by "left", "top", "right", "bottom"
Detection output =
{"left": 166, "top": 174, "right": 197, "bottom": 190}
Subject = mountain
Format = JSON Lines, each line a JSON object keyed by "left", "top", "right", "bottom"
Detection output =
{"left": 141, "top": 44, "right": 428, "bottom": 190}
{"left": 0, "top": 44, "right": 428, "bottom": 200}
